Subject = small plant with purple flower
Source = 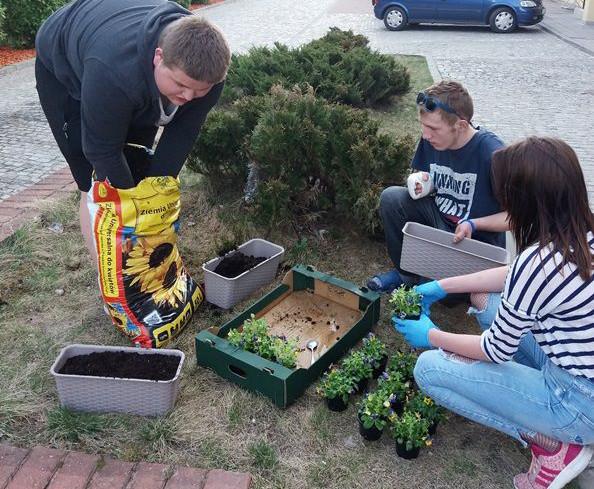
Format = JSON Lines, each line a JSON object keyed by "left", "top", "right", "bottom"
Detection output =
{"left": 377, "top": 370, "right": 412, "bottom": 413}
{"left": 317, "top": 368, "right": 357, "bottom": 408}
{"left": 360, "top": 333, "right": 388, "bottom": 375}
{"left": 387, "top": 350, "right": 418, "bottom": 382}
{"left": 389, "top": 285, "right": 422, "bottom": 320}
{"left": 358, "top": 391, "right": 390, "bottom": 432}
{"left": 341, "top": 350, "right": 374, "bottom": 390}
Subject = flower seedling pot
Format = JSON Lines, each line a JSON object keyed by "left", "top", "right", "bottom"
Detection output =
{"left": 390, "top": 398, "right": 404, "bottom": 416}
{"left": 428, "top": 420, "right": 438, "bottom": 436}
{"left": 327, "top": 396, "right": 348, "bottom": 412}
{"left": 50, "top": 344, "right": 185, "bottom": 416}
{"left": 395, "top": 442, "right": 420, "bottom": 460}
{"left": 356, "top": 377, "right": 370, "bottom": 394}
{"left": 372, "top": 355, "right": 388, "bottom": 379}
{"left": 396, "top": 312, "right": 420, "bottom": 321}
{"left": 358, "top": 417, "right": 383, "bottom": 441}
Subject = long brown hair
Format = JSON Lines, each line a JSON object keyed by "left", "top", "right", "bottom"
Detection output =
{"left": 491, "top": 136, "right": 594, "bottom": 280}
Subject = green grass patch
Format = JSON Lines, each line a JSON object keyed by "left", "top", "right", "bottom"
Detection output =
{"left": 139, "top": 417, "right": 178, "bottom": 451}
{"left": 47, "top": 407, "right": 107, "bottom": 442}
{"left": 369, "top": 54, "right": 434, "bottom": 141}
{"left": 248, "top": 439, "right": 278, "bottom": 470}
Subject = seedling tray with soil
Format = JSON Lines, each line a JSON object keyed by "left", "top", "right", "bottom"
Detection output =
{"left": 195, "top": 265, "right": 381, "bottom": 407}
{"left": 50, "top": 344, "right": 185, "bottom": 416}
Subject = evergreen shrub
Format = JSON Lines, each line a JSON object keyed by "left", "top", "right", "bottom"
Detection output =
{"left": 2, "top": 0, "right": 69, "bottom": 47}
{"left": 221, "top": 28, "right": 410, "bottom": 107}
{"left": 187, "top": 110, "right": 250, "bottom": 184}
{"left": 0, "top": 4, "right": 6, "bottom": 45}
{"left": 189, "top": 85, "right": 414, "bottom": 234}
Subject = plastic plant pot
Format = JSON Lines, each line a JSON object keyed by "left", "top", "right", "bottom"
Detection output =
{"left": 395, "top": 442, "right": 421, "bottom": 460}
{"left": 358, "top": 416, "right": 383, "bottom": 441}
{"left": 326, "top": 396, "right": 348, "bottom": 412}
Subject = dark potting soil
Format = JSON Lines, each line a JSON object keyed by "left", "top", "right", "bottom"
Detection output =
{"left": 58, "top": 351, "right": 180, "bottom": 381}
{"left": 213, "top": 251, "right": 266, "bottom": 278}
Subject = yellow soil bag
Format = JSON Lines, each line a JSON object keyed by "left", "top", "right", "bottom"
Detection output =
{"left": 88, "top": 177, "right": 203, "bottom": 348}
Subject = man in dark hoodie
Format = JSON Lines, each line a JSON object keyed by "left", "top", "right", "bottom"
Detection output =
{"left": 367, "top": 80, "right": 510, "bottom": 293}
{"left": 35, "top": 0, "right": 230, "bottom": 258}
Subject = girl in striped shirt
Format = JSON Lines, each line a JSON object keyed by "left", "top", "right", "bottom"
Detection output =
{"left": 394, "top": 136, "right": 594, "bottom": 489}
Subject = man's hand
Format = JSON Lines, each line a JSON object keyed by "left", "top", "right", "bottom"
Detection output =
{"left": 392, "top": 314, "right": 439, "bottom": 349}
{"left": 414, "top": 172, "right": 431, "bottom": 195}
{"left": 414, "top": 281, "right": 447, "bottom": 316}
{"left": 407, "top": 172, "right": 433, "bottom": 200}
{"left": 453, "top": 219, "right": 474, "bottom": 243}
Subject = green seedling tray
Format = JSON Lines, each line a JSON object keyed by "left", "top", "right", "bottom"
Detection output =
{"left": 195, "top": 265, "right": 380, "bottom": 408}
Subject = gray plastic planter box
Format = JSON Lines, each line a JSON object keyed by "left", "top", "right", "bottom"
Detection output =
{"left": 50, "top": 344, "right": 184, "bottom": 416}
{"left": 202, "top": 238, "right": 284, "bottom": 309}
{"left": 400, "top": 222, "right": 510, "bottom": 279}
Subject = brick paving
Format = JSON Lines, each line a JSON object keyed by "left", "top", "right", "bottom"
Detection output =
{"left": 0, "top": 167, "right": 75, "bottom": 242}
{"left": 0, "top": 445, "right": 251, "bottom": 489}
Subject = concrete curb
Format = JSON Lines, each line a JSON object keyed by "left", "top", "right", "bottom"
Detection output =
{"left": 425, "top": 55, "right": 443, "bottom": 81}
{"left": 538, "top": 23, "right": 594, "bottom": 57}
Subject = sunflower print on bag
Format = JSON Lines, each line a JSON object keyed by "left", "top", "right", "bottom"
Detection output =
{"left": 124, "top": 231, "right": 188, "bottom": 307}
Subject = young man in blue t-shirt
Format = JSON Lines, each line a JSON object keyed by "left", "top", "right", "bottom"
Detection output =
{"left": 367, "top": 80, "right": 509, "bottom": 292}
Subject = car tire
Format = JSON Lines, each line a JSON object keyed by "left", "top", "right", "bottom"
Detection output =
{"left": 383, "top": 6, "right": 408, "bottom": 31}
{"left": 489, "top": 7, "right": 517, "bottom": 33}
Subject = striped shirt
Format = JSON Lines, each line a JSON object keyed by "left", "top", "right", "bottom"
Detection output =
{"left": 481, "top": 233, "right": 594, "bottom": 379}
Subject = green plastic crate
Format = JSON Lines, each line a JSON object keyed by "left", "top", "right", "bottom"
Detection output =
{"left": 195, "top": 265, "right": 381, "bottom": 408}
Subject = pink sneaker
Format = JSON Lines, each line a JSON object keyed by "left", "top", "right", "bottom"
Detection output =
{"left": 513, "top": 443, "right": 593, "bottom": 489}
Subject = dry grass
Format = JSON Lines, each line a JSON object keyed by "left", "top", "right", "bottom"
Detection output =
{"left": 0, "top": 55, "right": 545, "bottom": 488}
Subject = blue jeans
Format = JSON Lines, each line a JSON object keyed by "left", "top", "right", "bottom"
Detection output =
{"left": 414, "top": 293, "right": 594, "bottom": 446}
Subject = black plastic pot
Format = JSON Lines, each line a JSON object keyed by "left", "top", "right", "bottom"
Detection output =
{"left": 372, "top": 355, "right": 388, "bottom": 379}
{"left": 390, "top": 397, "right": 404, "bottom": 415}
{"left": 428, "top": 420, "right": 438, "bottom": 436}
{"left": 395, "top": 442, "right": 420, "bottom": 459}
{"left": 356, "top": 377, "right": 369, "bottom": 394}
{"left": 326, "top": 396, "right": 348, "bottom": 412}
{"left": 358, "top": 416, "right": 383, "bottom": 441}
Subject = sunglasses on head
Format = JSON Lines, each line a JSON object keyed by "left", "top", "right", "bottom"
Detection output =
{"left": 416, "top": 92, "right": 465, "bottom": 120}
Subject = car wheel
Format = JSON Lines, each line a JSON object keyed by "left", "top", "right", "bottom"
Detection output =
{"left": 489, "top": 7, "right": 517, "bottom": 33}
{"left": 383, "top": 6, "right": 408, "bottom": 31}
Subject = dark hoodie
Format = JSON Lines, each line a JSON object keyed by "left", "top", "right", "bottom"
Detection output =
{"left": 36, "top": 0, "right": 223, "bottom": 188}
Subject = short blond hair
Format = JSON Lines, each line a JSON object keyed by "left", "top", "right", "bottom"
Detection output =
{"left": 422, "top": 80, "right": 473, "bottom": 126}
{"left": 159, "top": 16, "right": 230, "bottom": 84}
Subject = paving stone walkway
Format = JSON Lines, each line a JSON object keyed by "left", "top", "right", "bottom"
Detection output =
{"left": 0, "top": 445, "right": 251, "bottom": 489}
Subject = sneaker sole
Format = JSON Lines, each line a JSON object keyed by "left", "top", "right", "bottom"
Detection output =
{"left": 548, "top": 445, "right": 593, "bottom": 489}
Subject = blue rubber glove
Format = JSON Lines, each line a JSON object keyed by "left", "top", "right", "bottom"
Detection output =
{"left": 414, "top": 281, "right": 447, "bottom": 316}
{"left": 392, "top": 313, "right": 439, "bottom": 349}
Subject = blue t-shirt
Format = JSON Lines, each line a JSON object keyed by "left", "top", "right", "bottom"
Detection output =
{"left": 412, "top": 128, "right": 505, "bottom": 248}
